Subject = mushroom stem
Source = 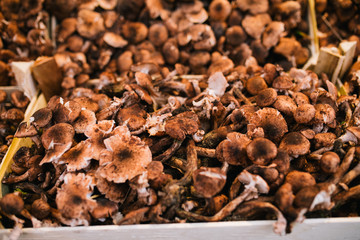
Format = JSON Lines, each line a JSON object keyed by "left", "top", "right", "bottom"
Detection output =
{"left": 310, "top": 146, "right": 334, "bottom": 155}
{"left": 167, "top": 157, "right": 187, "bottom": 173}
{"left": 176, "top": 140, "right": 198, "bottom": 186}
{"left": 176, "top": 187, "right": 255, "bottom": 222}
{"left": 333, "top": 185, "right": 360, "bottom": 207}
{"left": 232, "top": 201, "right": 286, "bottom": 236}
{"left": 153, "top": 140, "right": 183, "bottom": 162}
{"left": 338, "top": 162, "right": 360, "bottom": 190}
{"left": 233, "top": 87, "right": 253, "bottom": 105}
{"left": 194, "top": 146, "right": 216, "bottom": 158}
{"left": 40, "top": 171, "right": 52, "bottom": 189}
{"left": 328, "top": 147, "right": 355, "bottom": 185}
{"left": 342, "top": 102, "right": 352, "bottom": 128}
{"left": 20, "top": 209, "right": 42, "bottom": 228}
{"left": 2, "top": 171, "right": 29, "bottom": 184}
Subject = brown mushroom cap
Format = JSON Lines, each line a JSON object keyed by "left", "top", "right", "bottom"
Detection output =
{"left": 313, "top": 104, "right": 336, "bottom": 125}
{"left": 294, "top": 104, "right": 316, "bottom": 124}
{"left": 242, "top": 13, "right": 271, "bottom": 40}
{"left": 77, "top": 9, "right": 105, "bottom": 39}
{"left": 272, "top": 75, "right": 294, "bottom": 91}
{"left": 95, "top": 171, "right": 129, "bottom": 203}
{"left": 246, "top": 76, "right": 268, "bottom": 95}
{"left": 31, "top": 198, "right": 51, "bottom": 220}
{"left": 225, "top": 26, "right": 246, "bottom": 46}
{"left": 73, "top": 109, "right": 97, "bottom": 134}
{"left": 0, "top": 193, "right": 24, "bottom": 215}
{"left": 59, "top": 141, "right": 94, "bottom": 172}
{"left": 285, "top": 170, "right": 316, "bottom": 193}
{"left": 91, "top": 198, "right": 118, "bottom": 219}
{"left": 292, "top": 92, "right": 310, "bottom": 105}
{"left": 98, "top": 0, "right": 117, "bottom": 10}
{"left": 193, "top": 167, "right": 227, "bottom": 198}
{"left": 209, "top": 0, "right": 232, "bottom": 21}
{"left": 10, "top": 90, "right": 30, "bottom": 109}
{"left": 56, "top": 173, "right": 96, "bottom": 225}
{"left": 246, "top": 137, "right": 277, "bottom": 166}
{"left": 272, "top": 149, "right": 290, "bottom": 174}
{"left": 313, "top": 132, "right": 336, "bottom": 149}
{"left": 162, "top": 38, "right": 179, "bottom": 65}
{"left": 279, "top": 132, "right": 310, "bottom": 157}
{"left": 116, "top": 104, "right": 147, "bottom": 131}
{"left": 53, "top": 100, "right": 82, "bottom": 123}
{"left": 248, "top": 108, "right": 288, "bottom": 142}
{"left": 165, "top": 111, "right": 199, "bottom": 141}
{"left": 262, "top": 63, "right": 280, "bottom": 85}
{"left": 97, "top": 126, "right": 152, "bottom": 183}
{"left": 40, "top": 123, "right": 75, "bottom": 165}
{"left": 148, "top": 23, "right": 168, "bottom": 47}
{"left": 272, "top": 95, "right": 297, "bottom": 116}
{"left": 103, "top": 32, "right": 128, "bottom": 48}
{"left": 14, "top": 122, "right": 38, "bottom": 138}
{"left": 31, "top": 108, "right": 53, "bottom": 128}
{"left": 262, "top": 21, "right": 285, "bottom": 49}
{"left": 237, "top": 0, "right": 269, "bottom": 14}
{"left": 256, "top": 88, "right": 278, "bottom": 107}
{"left": 1, "top": 108, "right": 24, "bottom": 123}
{"left": 216, "top": 132, "right": 251, "bottom": 167}
{"left": 122, "top": 22, "right": 148, "bottom": 43}
{"left": 274, "top": 183, "right": 294, "bottom": 212}
{"left": 320, "top": 152, "right": 340, "bottom": 174}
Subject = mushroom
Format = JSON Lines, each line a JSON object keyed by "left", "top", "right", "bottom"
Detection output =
{"left": 246, "top": 76, "right": 268, "bottom": 95}
{"left": 40, "top": 123, "right": 75, "bottom": 165}
{"left": 236, "top": 0, "right": 269, "bottom": 14}
{"left": 293, "top": 104, "right": 316, "bottom": 124}
{"left": 10, "top": 90, "right": 30, "bottom": 109}
{"left": 285, "top": 170, "right": 316, "bottom": 193}
{"left": 262, "top": 22, "right": 285, "bottom": 49}
{"left": 165, "top": 111, "right": 199, "bottom": 141}
{"left": 148, "top": 23, "right": 168, "bottom": 47}
{"left": 225, "top": 26, "right": 246, "bottom": 46}
{"left": 77, "top": 9, "right": 105, "bottom": 39}
{"left": 248, "top": 108, "right": 288, "bottom": 142}
{"left": 272, "top": 95, "right": 297, "bottom": 116}
{"left": 122, "top": 22, "right": 148, "bottom": 44}
{"left": 246, "top": 137, "right": 277, "bottom": 166}
{"left": 320, "top": 152, "right": 340, "bottom": 174}
{"left": 56, "top": 173, "right": 96, "bottom": 226}
{"left": 216, "top": 132, "right": 251, "bottom": 167}
{"left": 116, "top": 104, "right": 147, "bottom": 132}
{"left": 73, "top": 109, "right": 97, "bottom": 134}
{"left": 91, "top": 198, "right": 119, "bottom": 220}
{"left": 58, "top": 141, "right": 93, "bottom": 172}
{"left": 242, "top": 14, "right": 271, "bottom": 40}
{"left": 279, "top": 132, "right": 310, "bottom": 157}
{"left": 95, "top": 170, "right": 130, "bottom": 203}
{"left": 256, "top": 88, "right": 277, "bottom": 107}
{"left": 103, "top": 32, "right": 128, "bottom": 48}
{"left": 208, "top": 0, "right": 232, "bottom": 21}
{"left": 97, "top": 126, "right": 152, "bottom": 183}
{"left": 192, "top": 167, "right": 226, "bottom": 198}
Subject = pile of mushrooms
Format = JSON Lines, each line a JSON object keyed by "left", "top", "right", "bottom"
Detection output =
{"left": 316, "top": 0, "right": 360, "bottom": 55}
{"left": 0, "top": 0, "right": 359, "bottom": 238}
{"left": 0, "top": 61, "right": 359, "bottom": 235}
{"left": 0, "top": 90, "right": 30, "bottom": 162}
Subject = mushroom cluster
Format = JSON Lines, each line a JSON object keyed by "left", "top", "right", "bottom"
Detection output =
{"left": 0, "top": 59, "right": 359, "bottom": 235}
{"left": 316, "top": 0, "right": 360, "bottom": 55}
{"left": 52, "top": 0, "right": 311, "bottom": 95}
{"left": 0, "top": 0, "right": 360, "bottom": 237}
{"left": 0, "top": 0, "right": 53, "bottom": 86}
{"left": 0, "top": 89, "right": 30, "bottom": 162}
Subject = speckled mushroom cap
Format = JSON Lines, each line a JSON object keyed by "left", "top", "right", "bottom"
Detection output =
{"left": 84, "top": 120, "right": 115, "bottom": 160}
{"left": 97, "top": 126, "right": 152, "bottom": 183}
{"left": 40, "top": 123, "right": 75, "bottom": 165}
{"left": 73, "top": 109, "right": 97, "bottom": 134}
{"left": 14, "top": 122, "right": 38, "bottom": 138}
{"left": 91, "top": 198, "right": 119, "bottom": 219}
{"left": 313, "top": 104, "right": 336, "bottom": 125}
{"left": 58, "top": 141, "right": 93, "bottom": 172}
{"left": 30, "top": 108, "right": 53, "bottom": 128}
{"left": 246, "top": 137, "right": 277, "bottom": 166}
{"left": 165, "top": 111, "right": 199, "bottom": 140}
{"left": 248, "top": 107, "right": 288, "bottom": 142}
{"left": 56, "top": 173, "right": 96, "bottom": 226}
{"left": 216, "top": 132, "right": 251, "bottom": 167}
{"left": 116, "top": 104, "right": 147, "bottom": 131}
{"left": 256, "top": 88, "right": 278, "bottom": 107}
{"left": 193, "top": 167, "right": 227, "bottom": 198}
{"left": 95, "top": 171, "right": 130, "bottom": 203}
{"left": 279, "top": 132, "right": 310, "bottom": 157}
